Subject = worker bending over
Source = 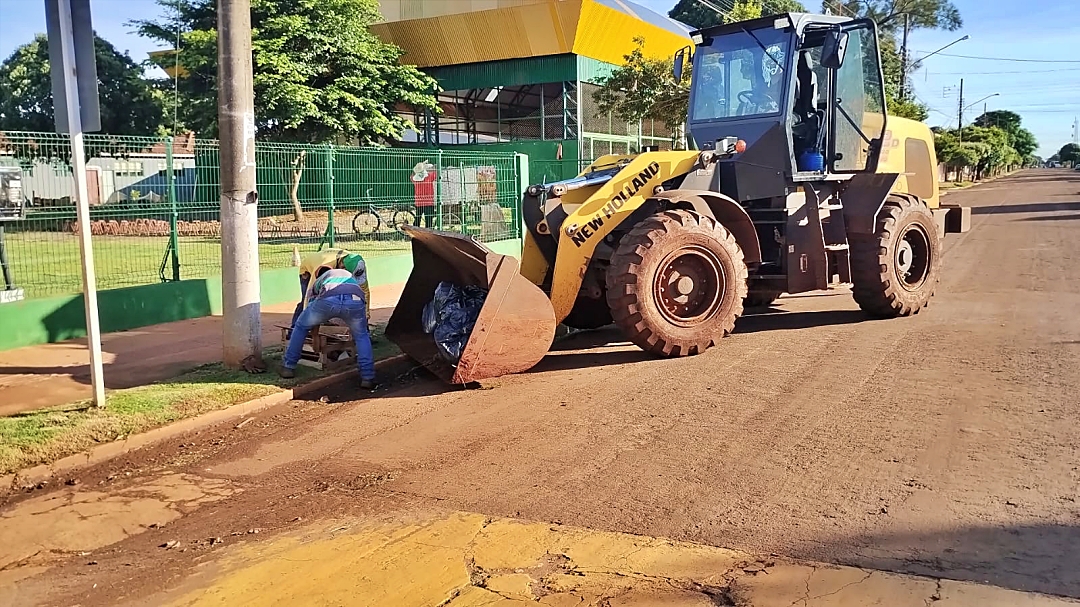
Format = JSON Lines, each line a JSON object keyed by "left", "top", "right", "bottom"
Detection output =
{"left": 293, "top": 249, "right": 370, "bottom": 327}
{"left": 281, "top": 265, "right": 377, "bottom": 389}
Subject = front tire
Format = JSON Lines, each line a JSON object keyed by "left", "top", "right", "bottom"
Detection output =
{"left": 606, "top": 210, "right": 748, "bottom": 357}
{"left": 849, "top": 195, "right": 942, "bottom": 317}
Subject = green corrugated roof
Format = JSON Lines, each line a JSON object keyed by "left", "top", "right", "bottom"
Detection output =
{"left": 426, "top": 55, "right": 579, "bottom": 91}
{"left": 425, "top": 54, "right": 620, "bottom": 90}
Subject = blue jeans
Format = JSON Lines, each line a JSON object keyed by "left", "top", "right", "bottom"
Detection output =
{"left": 283, "top": 293, "right": 376, "bottom": 381}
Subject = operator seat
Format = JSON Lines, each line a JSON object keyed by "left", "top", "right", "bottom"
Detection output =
{"left": 793, "top": 50, "right": 825, "bottom": 163}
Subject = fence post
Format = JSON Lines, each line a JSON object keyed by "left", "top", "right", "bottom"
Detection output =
{"left": 435, "top": 149, "right": 444, "bottom": 230}
{"left": 515, "top": 153, "right": 529, "bottom": 243}
{"left": 166, "top": 135, "right": 181, "bottom": 281}
{"left": 326, "top": 143, "right": 335, "bottom": 248}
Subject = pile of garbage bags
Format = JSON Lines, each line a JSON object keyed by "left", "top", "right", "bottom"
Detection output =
{"left": 422, "top": 281, "right": 489, "bottom": 363}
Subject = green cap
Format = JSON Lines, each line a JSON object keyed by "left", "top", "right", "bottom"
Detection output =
{"left": 342, "top": 253, "right": 365, "bottom": 275}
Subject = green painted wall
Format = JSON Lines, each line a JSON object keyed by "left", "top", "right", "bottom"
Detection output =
{"left": 0, "top": 238, "right": 523, "bottom": 351}
{"left": 446, "top": 140, "right": 582, "bottom": 182}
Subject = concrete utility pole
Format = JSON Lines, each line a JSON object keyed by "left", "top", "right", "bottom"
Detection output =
{"left": 45, "top": 0, "right": 105, "bottom": 406}
{"left": 217, "top": 0, "right": 262, "bottom": 368}
{"left": 957, "top": 78, "right": 964, "bottom": 144}
{"left": 899, "top": 13, "right": 910, "bottom": 101}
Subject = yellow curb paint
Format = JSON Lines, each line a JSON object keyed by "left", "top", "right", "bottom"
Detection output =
{"left": 156, "top": 511, "right": 1079, "bottom": 607}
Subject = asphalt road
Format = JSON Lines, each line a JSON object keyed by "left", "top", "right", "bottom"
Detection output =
{"left": 6, "top": 169, "right": 1080, "bottom": 606}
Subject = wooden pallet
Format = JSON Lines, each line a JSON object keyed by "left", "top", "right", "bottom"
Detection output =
{"left": 278, "top": 324, "right": 355, "bottom": 370}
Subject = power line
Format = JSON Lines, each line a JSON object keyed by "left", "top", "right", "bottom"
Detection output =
{"left": 912, "top": 51, "right": 1080, "bottom": 64}
{"left": 926, "top": 67, "right": 1080, "bottom": 75}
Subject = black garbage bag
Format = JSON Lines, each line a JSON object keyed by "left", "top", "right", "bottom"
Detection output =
{"left": 422, "top": 281, "right": 488, "bottom": 363}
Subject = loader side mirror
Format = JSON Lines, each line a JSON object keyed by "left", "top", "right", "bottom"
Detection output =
{"left": 673, "top": 46, "right": 690, "bottom": 81}
{"left": 821, "top": 29, "right": 849, "bottom": 69}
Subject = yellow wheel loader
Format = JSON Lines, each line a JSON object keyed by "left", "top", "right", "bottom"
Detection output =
{"left": 386, "top": 12, "right": 970, "bottom": 384}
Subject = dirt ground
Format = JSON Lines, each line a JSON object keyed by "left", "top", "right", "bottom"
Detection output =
{"left": 2, "top": 169, "right": 1079, "bottom": 606}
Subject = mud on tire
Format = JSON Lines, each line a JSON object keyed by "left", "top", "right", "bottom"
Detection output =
{"left": 849, "top": 195, "right": 942, "bottom": 317}
{"left": 606, "top": 209, "right": 748, "bottom": 356}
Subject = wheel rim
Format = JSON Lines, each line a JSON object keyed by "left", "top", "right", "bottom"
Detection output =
{"left": 653, "top": 245, "right": 726, "bottom": 327}
{"left": 895, "top": 223, "right": 931, "bottom": 290}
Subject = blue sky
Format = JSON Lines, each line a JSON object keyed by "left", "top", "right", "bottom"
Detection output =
{"left": 2, "top": 0, "right": 1076, "bottom": 157}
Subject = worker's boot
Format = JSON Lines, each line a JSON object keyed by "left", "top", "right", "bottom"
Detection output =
{"left": 279, "top": 366, "right": 296, "bottom": 379}
{"left": 359, "top": 377, "right": 377, "bottom": 390}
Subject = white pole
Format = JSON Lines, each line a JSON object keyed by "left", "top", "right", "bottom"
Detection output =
{"left": 56, "top": 0, "right": 105, "bottom": 406}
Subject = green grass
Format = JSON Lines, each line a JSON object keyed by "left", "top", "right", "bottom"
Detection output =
{"left": 0, "top": 325, "right": 401, "bottom": 475}
{"left": 2, "top": 232, "right": 412, "bottom": 299}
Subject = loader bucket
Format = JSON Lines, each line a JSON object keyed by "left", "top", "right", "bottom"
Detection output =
{"left": 385, "top": 226, "right": 557, "bottom": 384}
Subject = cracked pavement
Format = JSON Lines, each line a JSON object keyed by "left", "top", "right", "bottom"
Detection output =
{"left": 138, "top": 511, "right": 1079, "bottom": 606}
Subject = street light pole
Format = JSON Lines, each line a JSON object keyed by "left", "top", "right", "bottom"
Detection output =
{"left": 910, "top": 35, "right": 970, "bottom": 71}
{"left": 218, "top": 0, "right": 262, "bottom": 369}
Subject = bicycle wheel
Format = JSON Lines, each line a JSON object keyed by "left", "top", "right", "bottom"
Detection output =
{"left": 392, "top": 208, "right": 417, "bottom": 232}
{"left": 352, "top": 209, "right": 381, "bottom": 236}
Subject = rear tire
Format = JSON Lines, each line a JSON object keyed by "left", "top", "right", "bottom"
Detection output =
{"left": 849, "top": 195, "right": 941, "bottom": 317}
{"left": 392, "top": 208, "right": 416, "bottom": 232}
{"left": 606, "top": 209, "right": 747, "bottom": 357}
{"left": 352, "top": 210, "right": 381, "bottom": 236}
{"left": 562, "top": 295, "right": 613, "bottom": 330}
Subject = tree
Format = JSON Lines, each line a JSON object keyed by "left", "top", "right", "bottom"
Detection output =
{"left": 823, "top": 0, "right": 961, "bottom": 32}
{"left": 133, "top": 0, "right": 438, "bottom": 144}
{"left": 974, "top": 110, "right": 1038, "bottom": 159}
{"left": 134, "top": 0, "right": 439, "bottom": 221}
{"left": 1059, "top": 143, "right": 1080, "bottom": 164}
{"left": 592, "top": 37, "right": 688, "bottom": 144}
{"left": 961, "top": 125, "right": 1013, "bottom": 179}
{"left": 0, "top": 34, "right": 166, "bottom": 135}
{"left": 669, "top": 0, "right": 805, "bottom": 29}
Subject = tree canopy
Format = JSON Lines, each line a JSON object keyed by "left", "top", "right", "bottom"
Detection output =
{"left": 133, "top": 0, "right": 438, "bottom": 143}
{"left": 973, "top": 110, "right": 1038, "bottom": 159}
{"left": 668, "top": 0, "right": 806, "bottom": 30}
{"left": 591, "top": 36, "right": 686, "bottom": 134}
{"left": 0, "top": 34, "right": 167, "bottom": 135}
{"left": 935, "top": 114, "right": 1036, "bottom": 180}
{"left": 823, "top": 0, "right": 961, "bottom": 32}
{"left": 1058, "top": 143, "right": 1080, "bottom": 164}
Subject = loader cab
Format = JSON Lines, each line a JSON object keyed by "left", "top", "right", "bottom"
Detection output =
{"left": 686, "top": 14, "right": 888, "bottom": 189}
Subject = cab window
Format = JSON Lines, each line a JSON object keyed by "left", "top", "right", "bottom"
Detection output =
{"left": 691, "top": 27, "right": 791, "bottom": 121}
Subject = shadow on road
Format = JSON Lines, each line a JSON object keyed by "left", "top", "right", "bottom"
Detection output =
{"left": 735, "top": 309, "right": 870, "bottom": 333}
{"left": 813, "top": 523, "right": 1080, "bottom": 599}
{"left": 1017, "top": 213, "right": 1080, "bottom": 222}
{"left": 972, "top": 201, "right": 1080, "bottom": 215}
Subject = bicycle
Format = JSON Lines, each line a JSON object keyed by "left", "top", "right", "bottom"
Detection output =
{"left": 350, "top": 189, "right": 416, "bottom": 237}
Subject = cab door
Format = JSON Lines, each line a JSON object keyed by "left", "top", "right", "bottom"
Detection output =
{"left": 828, "top": 20, "right": 888, "bottom": 173}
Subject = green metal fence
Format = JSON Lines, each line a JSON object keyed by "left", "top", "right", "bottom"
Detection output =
{"left": 0, "top": 131, "right": 523, "bottom": 299}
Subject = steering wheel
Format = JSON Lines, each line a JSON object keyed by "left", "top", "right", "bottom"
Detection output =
{"left": 737, "top": 90, "right": 776, "bottom": 112}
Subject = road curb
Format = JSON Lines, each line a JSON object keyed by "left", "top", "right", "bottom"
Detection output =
{"left": 2, "top": 353, "right": 412, "bottom": 491}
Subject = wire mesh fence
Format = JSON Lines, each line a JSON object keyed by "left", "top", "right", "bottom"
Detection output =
{"left": 0, "top": 131, "right": 523, "bottom": 300}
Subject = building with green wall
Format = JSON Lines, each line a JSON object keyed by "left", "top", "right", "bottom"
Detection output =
{"left": 371, "top": 0, "right": 693, "bottom": 182}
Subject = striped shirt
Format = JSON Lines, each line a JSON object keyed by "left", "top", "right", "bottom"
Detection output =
{"left": 311, "top": 269, "right": 365, "bottom": 301}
